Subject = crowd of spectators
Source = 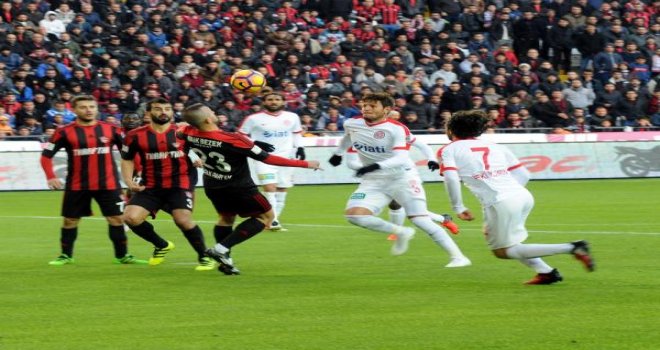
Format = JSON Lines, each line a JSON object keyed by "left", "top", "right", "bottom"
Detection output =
{"left": 0, "top": 0, "right": 660, "bottom": 141}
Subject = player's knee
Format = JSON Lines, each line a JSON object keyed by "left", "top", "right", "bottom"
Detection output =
{"left": 346, "top": 215, "right": 370, "bottom": 227}
{"left": 255, "top": 210, "right": 274, "bottom": 226}
{"left": 63, "top": 217, "right": 80, "bottom": 228}
{"left": 106, "top": 215, "right": 123, "bottom": 226}
{"left": 492, "top": 248, "right": 509, "bottom": 259}
{"left": 122, "top": 212, "right": 143, "bottom": 226}
{"left": 173, "top": 217, "right": 194, "bottom": 230}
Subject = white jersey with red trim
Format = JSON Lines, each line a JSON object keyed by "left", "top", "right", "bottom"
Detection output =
{"left": 438, "top": 138, "right": 526, "bottom": 207}
{"left": 238, "top": 111, "right": 302, "bottom": 157}
{"left": 344, "top": 117, "right": 414, "bottom": 178}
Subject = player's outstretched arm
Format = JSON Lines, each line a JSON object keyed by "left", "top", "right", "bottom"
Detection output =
{"left": 254, "top": 140, "right": 275, "bottom": 152}
{"left": 262, "top": 153, "right": 320, "bottom": 169}
{"left": 305, "top": 160, "right": 321, "bottom": 170}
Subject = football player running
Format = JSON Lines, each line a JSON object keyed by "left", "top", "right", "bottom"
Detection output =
{"left": 439, "top": 110, "right": 595, "bottom": 284}
{"left": 329, "top": 92, "right": 470, "bottom": 268}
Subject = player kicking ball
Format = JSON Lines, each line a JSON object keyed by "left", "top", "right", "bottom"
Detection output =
{"left": 179, "top": 103, "right": 321, "bottom": 275}
{"left": 439, "top": 110, "right": 595, "bottom": 284}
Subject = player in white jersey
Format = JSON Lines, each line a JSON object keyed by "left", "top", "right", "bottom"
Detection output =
{"left": 238, "top": 92, "right": 306, "bottom": 231}
{"left": 329, "top": 92, "right": 470, "bottom": 267}
{"left": 439, "top": 110, "right": 595, "bottom": 284}
{"left": 331, "top": 130, "right": 461, "bottom": 236}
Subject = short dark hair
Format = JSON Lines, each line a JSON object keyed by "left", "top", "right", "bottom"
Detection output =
{"left": 182, "top": 103, "right": 207, "bottom": 127}
{"left": 361, "top": 92, "right": 395, "bottom": 108}
{"left": 146, "top": 97, "right": 171, "bottom": 111}
{"left": 446, "top": 110, "right": 489, "bottom": 139}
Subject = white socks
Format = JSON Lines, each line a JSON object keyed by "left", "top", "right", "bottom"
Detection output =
{"left": 275, "top": 191, "right": 287, "bottom": 218}
{"left": 505, "top": 243, "right": 574, "bottom": 259}
{"left": 213, "top": 243, "right": 229, "bottom": 254}
{"left": 388, "top": 208, "right": 406, "bottom": 226}
{"left": 519, "top": 258, "right": 554, "bottom": 274}
{"left": 427, "top": 211, "right": 446, "bottom": 223}
{"left": 410, "top": 216, "right": 465, "bottom": 259}
{"left": 264, "top": 192, "right": 278, "bottom": 221}
{"left": 346, "top": 215, "right": 403, "bottom": 235}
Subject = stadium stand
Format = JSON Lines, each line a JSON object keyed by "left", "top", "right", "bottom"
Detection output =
{"left": 0, "top": 0, "right": 659, "bottom": 141}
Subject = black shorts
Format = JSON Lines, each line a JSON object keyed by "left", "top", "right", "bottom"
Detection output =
{"left": 61, "top": 190, "right": 124, "bottom": 218}
{"left": 128, "top": 188, "right": 195, "bottom": 214}
{"left": 205, "top": 187, "right": 271, "bottom": 218}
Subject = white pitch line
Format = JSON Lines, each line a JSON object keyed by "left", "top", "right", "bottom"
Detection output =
{"left": 1, "top": 215, "right": 659, "bottom": 236}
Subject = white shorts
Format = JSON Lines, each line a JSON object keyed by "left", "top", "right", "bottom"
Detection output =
{"left": 346, "top": 172, "right": 428, "bottom": 216}
{"left": 254, "top": 161, "right": 294, "bottom": 188}
{"left": 483, "top": 190, "right": 534, "bottom": 250}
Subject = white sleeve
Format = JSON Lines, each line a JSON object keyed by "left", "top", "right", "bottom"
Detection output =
{"left": 510, "top": 166, "right": 530, "bottom": 186}
{"left": 443, "top": 170, "right": 468, "bottom": 214}
{"left": 345, "top": 151, "right": 363, "bottom": 170}
{"left": 293, "top": 131, "right": 304, "bottom": 148}
{"left": 502, "top": 146, "right": 529, "bottom": 186}
{"left": 292, "top": 115, "right": 304, "bottom": 148}
{"left": 377, "top": 149, "right": 410, "bottom": 169}
{"left": 332, "top": 133, "right": 352, "bottom": 156}
{"left": 411, "top": 138, "right": 435, "bottom": 160}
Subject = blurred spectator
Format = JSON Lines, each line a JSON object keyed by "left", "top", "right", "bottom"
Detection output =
{"left": 45, "top": 100, "right": 75, "bottom": 124}
{"left": 562, "top": 79, "right": 595, "bottom": 110}
{"left": 316, "top": 106, "right": 347, "bottom": 131}
{"left": 530, "top": 93, "right": 572, "bottom": 128}
{"left": 615, "top": 90, "right": 648, "bottom": 127}
{"left": 589, "top": 106, "right": 615, "bottom": 131}
{"left": 19, "top": 115, "right": 43, "bottom": 135}
{"left": 401, "top": 111, "right": 428, "bottom": 131}
{"left": 0, "top": 114, "right": 14, "bottom": 136}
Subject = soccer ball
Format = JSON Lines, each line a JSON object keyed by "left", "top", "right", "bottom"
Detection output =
{"left": 230, "top": 69, "right": 266, "bottom": 94}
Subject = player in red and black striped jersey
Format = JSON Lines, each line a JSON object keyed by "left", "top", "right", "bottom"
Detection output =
{"left": 40, "top": 95, "right": 146, "bottom": 266}
{"left": 120, "top": 98, "right": 211, "bottom": 271}
{"left": 180, "top": 103, "right": 321, "bottom": 275}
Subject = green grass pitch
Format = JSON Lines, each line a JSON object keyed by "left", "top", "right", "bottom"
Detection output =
{"left": 1, "top": 179, "right": 659, "bottom": 350}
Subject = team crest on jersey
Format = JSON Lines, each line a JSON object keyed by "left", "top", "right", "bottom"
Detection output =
{"left": 172, "top": 142, "right": 180, "bottom": 149}
{"left": 283, "top": 120, "right": 292, "bottom": 126}
{"left": 185, "top": 191, "right": 193, "bottom": 198}
{"left": 350, "top": 192, "right": 366, "bottom": 199}
{"left": 373, "top": 130, "right": 385, "bottom": 139}
{"left": 99, "top": 136, "right": 109, "bottom": 144}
